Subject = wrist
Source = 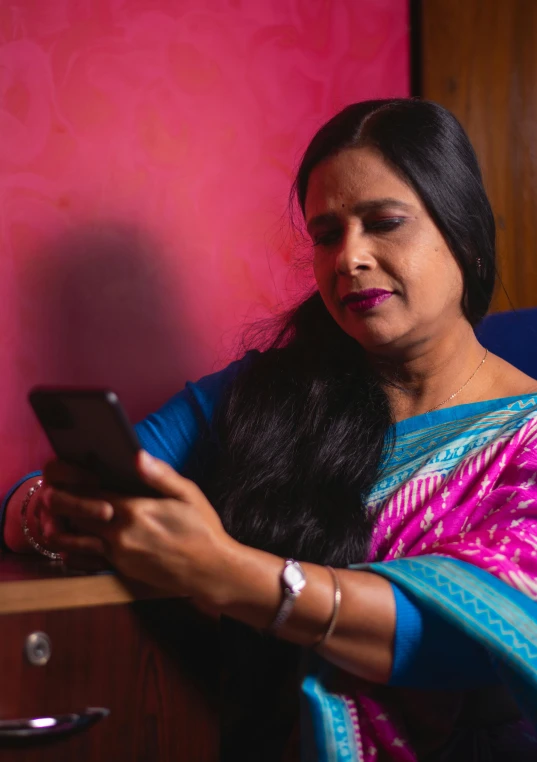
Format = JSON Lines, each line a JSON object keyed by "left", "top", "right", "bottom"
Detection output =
{"left": 200, "top": 541, "right": 334, "bottom": 647}
{"left": 194, "top": 537, "right": 281, "bottom": 621}
{"left": 4, "top": 477, "right": 42, "bottom": 553}
{"left": 193, "top": 537, "right": 262, "bottom": 613}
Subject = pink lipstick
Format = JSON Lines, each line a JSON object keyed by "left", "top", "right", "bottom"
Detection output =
{"left": 342, "top": 288, "right": 393, "bottom": 313}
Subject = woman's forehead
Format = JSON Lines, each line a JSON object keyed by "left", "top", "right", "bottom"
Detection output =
{"left": 304, "top": 147, "right": 421, "bottom": 219}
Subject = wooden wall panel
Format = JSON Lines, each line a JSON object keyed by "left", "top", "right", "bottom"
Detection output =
{"left": 421, "top": 0, "right": 537, "bottom": 311}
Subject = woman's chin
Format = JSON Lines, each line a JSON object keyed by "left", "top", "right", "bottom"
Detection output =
{"left": 354, "top": 332, "right": 424, "bottom": 360}
{"left": 343, "top": 323, "right": 405, "bottom": 353}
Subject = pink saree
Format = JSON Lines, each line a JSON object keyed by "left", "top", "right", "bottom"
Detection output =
{"left": 302, "top": 394, "right": 537, "bottom": 761}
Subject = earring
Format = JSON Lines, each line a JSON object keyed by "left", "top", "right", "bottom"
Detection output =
{"left": 476, "top": 257, "right": 483, "bottom": 275}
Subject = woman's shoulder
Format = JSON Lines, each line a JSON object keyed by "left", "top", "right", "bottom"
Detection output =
{"left": 487, "top": 354, "right": 537, "bottom": 399}
{"left": 145, "top": 350, "right": 260, "bottom": 421}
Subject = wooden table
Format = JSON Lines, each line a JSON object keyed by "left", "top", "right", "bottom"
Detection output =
{"left": 0, "top": 554, "right": 219, "bottom": 761}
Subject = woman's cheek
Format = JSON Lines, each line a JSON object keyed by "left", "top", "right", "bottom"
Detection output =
{"left": 314, "top": 253, "right": 338, "bottom": 288}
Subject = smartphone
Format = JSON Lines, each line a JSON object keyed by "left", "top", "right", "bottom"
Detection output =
{"left": 28, "top": 387, "right": 159, "bottom": 496}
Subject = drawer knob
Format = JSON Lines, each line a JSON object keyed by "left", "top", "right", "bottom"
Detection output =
{"left": 24, "top": 632, "right": 52, "bottom": 666}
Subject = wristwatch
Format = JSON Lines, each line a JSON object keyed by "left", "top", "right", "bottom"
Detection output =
{"left": 269, "top": 559, "right": 306, "bottom": 634}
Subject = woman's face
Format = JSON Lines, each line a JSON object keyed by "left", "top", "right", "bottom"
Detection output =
{"left": 305, "top": 146, "right": 466, "bottom": 356}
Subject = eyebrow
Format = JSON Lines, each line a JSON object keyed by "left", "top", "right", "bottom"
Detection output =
{"left": 306, "top": 198, "right": 414, "bottom": 233}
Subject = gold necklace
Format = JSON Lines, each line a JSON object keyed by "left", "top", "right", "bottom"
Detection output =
{"left": 425, "top": 349, "right": 489, "bottom": 414}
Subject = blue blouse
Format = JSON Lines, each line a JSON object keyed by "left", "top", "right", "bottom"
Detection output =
{"left": 1, "top": 355, "right": 497, "bottom": 688}
{"left": 134, "top": 355, "right": 497, "bottom": 689}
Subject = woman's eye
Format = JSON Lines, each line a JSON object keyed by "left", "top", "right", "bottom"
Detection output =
{"left": 366, "top": 218, "right": 405, "bottom": 233}
{"left": 313, "top": 230, "right": 342, "bottom": 247}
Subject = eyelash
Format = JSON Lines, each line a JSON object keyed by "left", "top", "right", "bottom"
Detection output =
{"left": 312, "top": 218, "right": 406, "bottom": 247}
{"left": 368, "top": 217, "right": 406, "bottom": 232}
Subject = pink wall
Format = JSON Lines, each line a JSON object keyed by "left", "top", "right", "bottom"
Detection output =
{"left": 0, "top": 0, "right": 409, "bottom": 491}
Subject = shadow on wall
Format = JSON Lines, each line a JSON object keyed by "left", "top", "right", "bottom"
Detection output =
{"left": 21, "top": 221, "right": 195, "bottom": 423}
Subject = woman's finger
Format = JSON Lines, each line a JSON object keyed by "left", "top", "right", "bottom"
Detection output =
{"left": 43, "top": 487, "right": 114, "bottom": 523}
{"left": 43, "top": 459, "right": 101, "bottom": 490}
{"left": 46, "top": 531, "right": 107, "bottom": 556}
{"left": 135, "top": 450, "right": 197, "bottom": 500}
{"left": 66, "top": 516, "right": 120, "bottom": 537}
{"left": 60, "top": 554, "right": 112, "bottom": 573}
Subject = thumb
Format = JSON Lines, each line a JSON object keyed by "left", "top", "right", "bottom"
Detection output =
{"left": 136, "top": 450, "right": 192, "bottom": 499}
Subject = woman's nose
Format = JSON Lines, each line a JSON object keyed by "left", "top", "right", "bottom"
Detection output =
{"left": 335, "top": 234, "right": 376, "bottom": 275}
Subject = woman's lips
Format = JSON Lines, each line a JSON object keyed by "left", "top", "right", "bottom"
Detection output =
{"left": 342, "top": 289, "right": 393, "bottom": 313}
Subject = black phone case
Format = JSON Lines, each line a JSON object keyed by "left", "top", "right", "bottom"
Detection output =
{"left": 29, "top": 387, "right": 159, "bottom": 497}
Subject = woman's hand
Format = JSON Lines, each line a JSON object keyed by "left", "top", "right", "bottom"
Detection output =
{"left": 41, "top": 459, "right": 105, "bottom": 557}
{"left": 43, "top": 451, "right": 239, "bottom": 606}
{"left": 42, "top": 454, "right": 396, "bottom": 682}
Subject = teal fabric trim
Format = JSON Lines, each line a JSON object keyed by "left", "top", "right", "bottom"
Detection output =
{"left": 371, "top": 395, "right": 537, "bottom": 505}
{"left": 354, "top": 556, "right": 537, "bottom": 721}
{"left": 393, "top": 394, "right": 537, "bottom": 437}
{"left": 389, "top": 580, "right": 499, "bottom": 688}
{"left": 301, "top": 557, "right": 537, "bottom": 760}
{"left": 301, "top": 666, "right": 362, "bottom": 762}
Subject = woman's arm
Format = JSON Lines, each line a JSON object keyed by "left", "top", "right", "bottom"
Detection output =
{"left": 213, "top": 541, "right": 397, "bottom": 684}
{"left": 44, "top": 450, "right": 494, "bottom": 689}
{"left": 25, "top": 444, "right": 500, "bottom": 690}
{"left": 41, "top": 450, "right": 398, "bottom": 683}
{"left": 198, "top": 540, "right": 498, "bottom": 688}
{"left": 43, "top": 450, "right": 503, "bottom": 687}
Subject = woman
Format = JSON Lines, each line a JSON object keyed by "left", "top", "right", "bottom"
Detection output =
{"left": 4, "top": 99, "right": 537, "bottom": 761}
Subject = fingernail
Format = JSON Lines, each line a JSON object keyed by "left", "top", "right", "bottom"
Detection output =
{"left": 102, "top": 503, "right": 114, "bottom": 522}
{"left": 139, "top": 449, "right": 157, "bottom": 473}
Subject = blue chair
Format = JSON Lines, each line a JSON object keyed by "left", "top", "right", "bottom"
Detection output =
{"left": 476, "top": 308, "right": 537, "bottom": 379}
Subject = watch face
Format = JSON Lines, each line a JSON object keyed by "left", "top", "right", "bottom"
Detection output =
{"left": 283, "top": 561, "right": 306, "bottom": 593}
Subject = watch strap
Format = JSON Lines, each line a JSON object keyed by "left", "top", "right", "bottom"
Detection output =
{"left": 269, "top": 589, "right": 299, "bottom": 633}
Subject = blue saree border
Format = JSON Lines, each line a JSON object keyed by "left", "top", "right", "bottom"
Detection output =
{"left": 301, "top": 557, "right": 537, "bottom": 762}
{"left": 370, "top": 395, "right": 537, "bottom": 506}
{"left": 357, "top": 556, "right": 537, "bottom": 721}
{"left": 393, "top": 394, "right": 537, "bottom": 437}
{"left": 301, "top": 659, "right": 362, "bottom": 762}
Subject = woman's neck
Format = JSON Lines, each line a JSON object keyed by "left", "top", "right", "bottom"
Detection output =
{"left": 367, "top": 323, "right": 491, "bottom": 422}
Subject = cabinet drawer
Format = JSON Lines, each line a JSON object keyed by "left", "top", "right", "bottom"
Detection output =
{"left": 0, "top": 599, "right": 219, "bottom": 762}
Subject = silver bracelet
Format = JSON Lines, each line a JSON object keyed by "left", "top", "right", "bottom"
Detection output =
{"left": 316, "top": 566, "right": 342, "bottom": 646}
{"left": 21, "top": 479, "right": 62, "bottom": 561}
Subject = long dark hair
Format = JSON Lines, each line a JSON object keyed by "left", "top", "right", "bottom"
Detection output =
{"left": 205, "top": 99, "right": 496, "bottom": 568}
